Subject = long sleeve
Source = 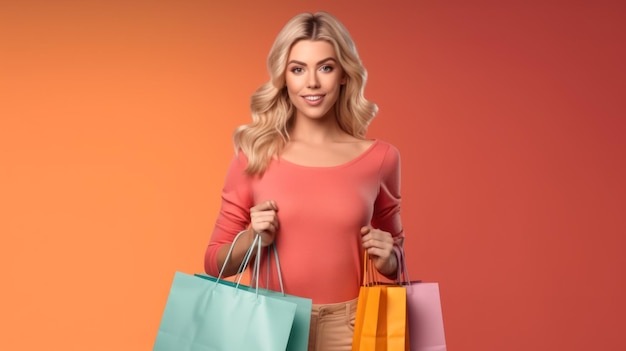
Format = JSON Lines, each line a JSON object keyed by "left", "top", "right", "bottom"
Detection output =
{"left": 204, "top": 152, "right": 254, "bottom": 276}
{"left": 372, "top": 144, "right": 403, "bottom": 238}
{"left": 371, "top": 144, "right": 405, "bottom": 279}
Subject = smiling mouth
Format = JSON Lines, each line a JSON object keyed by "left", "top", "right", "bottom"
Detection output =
{"left": 303, "top": 95, "right": 324, "bottom": 101}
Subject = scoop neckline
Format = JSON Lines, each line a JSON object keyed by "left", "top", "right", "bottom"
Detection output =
{"left": 277, "top": 139, "right": 379, "bottom": 169}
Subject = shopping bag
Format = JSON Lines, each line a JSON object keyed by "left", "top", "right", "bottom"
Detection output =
{"left": 153, "top": 232, "right": 298, "bottom": 351}
{"left": 398, "top": 248, "right": 447, "bottom": 351}
{"left": 194, "top": 244, "right": 312, "bottom": 351}
{"left": 352, "top": 252, "right": 409, "bottom": 351}
{"left": 153, "top": 271, "right": 297, "bottom": 351}
{"left": 405, "top": 282, "right": 447, "bottom": 351}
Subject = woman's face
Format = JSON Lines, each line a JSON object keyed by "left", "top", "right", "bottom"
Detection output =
{"left": 285, "top": 40, "right": 346, "bottom": 121}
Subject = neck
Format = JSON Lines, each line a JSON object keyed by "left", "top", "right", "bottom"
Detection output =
{"left": 289, "top": 112, "right": 346, "bottom": 143}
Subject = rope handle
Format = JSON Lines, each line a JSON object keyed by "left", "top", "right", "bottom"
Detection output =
{"left": 362, "top": 244, "right": 414, "bottom": 287}
{"left": 218, "top": 230, "right": 287, "bottom": 295}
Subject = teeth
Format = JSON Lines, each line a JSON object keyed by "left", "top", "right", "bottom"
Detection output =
{"left": 304, "top": 96, "right": 322, "bottom": 101}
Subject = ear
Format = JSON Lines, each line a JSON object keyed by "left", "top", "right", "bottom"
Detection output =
{"left": 341, "top": 75, "right": 347, "bottom": 85}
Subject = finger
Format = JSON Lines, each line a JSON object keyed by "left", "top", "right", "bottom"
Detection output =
{"left": 366, "top": 246, "right": 392, "bottom": 261}
{"left": 367, "top": 229, "right": 393, "bottom": 244}
{"left": 362, "top": 229, "right": 386, "bottom": 245}
{"left": 259, "top": 222, "right": 276, "bottom": 233}
{"left": 361, "top": 236, "right": 370, "bottom": 248}
{"left": 362, "top": 237, "right": 378, "bottom": 251}
{"left": 251, "top": 212, "right": 276, "bottom": 222}
{"left": 363, "top": 236, "right": 393, "bottom": 251}
{"left": 360, "top": 226, "right": 370, "bottom": 236}
{"left": 272, "top": 217, "right": 280, "bottom": 230}
{"left": 254, "top": 221, "right": 277, "bottom": 233}
{"left": 362, "top": 232, "right": 379, "bottom": 248}
{"left": 252, "top": 200, "right": 277, "bottom": 212}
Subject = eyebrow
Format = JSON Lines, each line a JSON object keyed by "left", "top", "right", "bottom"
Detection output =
{"left": 287, "top": 57, "right": 338, "bottom": 66}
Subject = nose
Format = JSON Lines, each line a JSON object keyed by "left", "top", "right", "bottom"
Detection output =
{"left": 307, "top": 70, "right": 320, "bottom": 89}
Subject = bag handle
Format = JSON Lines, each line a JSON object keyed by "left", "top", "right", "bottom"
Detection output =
{"left": 249, "top": 241, "right": 286, "bottom": 294}
{"left": 218, "top": 230, "right": 287, "bottom": 295}
{"left": 215, "top": 230, "right": 264, "bottom": 296}
{"left": 398, "top": 246, "right": 410, "bottom": 284}
{"left": 397, "top": 245, "right": 422, "bottom": 287}
{"left": 271, "top": 244, "right": 287, "bottom": 294}
{"left": 361, "top": 251, "right": 384, "bottom": 286}
{"left": 217, "top": 230, "right": 250, "bottom": 281}
{"left": 362, "top": 245, "right": 414, "bottom": 286}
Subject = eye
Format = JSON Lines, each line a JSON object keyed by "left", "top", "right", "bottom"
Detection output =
{"left": 290, "top": 67, "right": 304, "bottom": 74}
{"left": 319, "top": 65, "right": 334, "bottom": 72}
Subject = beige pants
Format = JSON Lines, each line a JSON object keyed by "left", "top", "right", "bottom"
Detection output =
{"left": 307, "top": 298, "right": 358, "bottom": 351}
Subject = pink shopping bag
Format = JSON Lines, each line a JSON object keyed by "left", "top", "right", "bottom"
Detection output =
{"left": 405, "top": 282, "right": 447, "bottom": 351}
{"left": 398, "top": 246, "right": 447, "bottom": 351}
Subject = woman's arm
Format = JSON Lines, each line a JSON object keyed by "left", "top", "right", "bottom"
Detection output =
{"left": 204, "top": 152, "right": 255, "bottom": 277}
{"left": 369, "top": 143, "right": 404, "bottom": 280}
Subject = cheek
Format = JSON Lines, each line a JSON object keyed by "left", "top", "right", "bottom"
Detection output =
{"left": 285, "top": 78, "right": 300, "bottom": 96}
{"left": 286, "top": 87, "right": 299, "bottom": 102}
{"left": 324, "top": 75, "right": 343, "bottom": 91}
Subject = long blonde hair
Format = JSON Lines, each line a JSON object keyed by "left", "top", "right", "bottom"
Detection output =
{"left": 234, "top": 11, "right": 378, "bottom": 174}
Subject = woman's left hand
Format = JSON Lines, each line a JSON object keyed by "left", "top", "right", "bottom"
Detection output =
{"left": 361, "top": 226, "right": 397, "bottom": 276}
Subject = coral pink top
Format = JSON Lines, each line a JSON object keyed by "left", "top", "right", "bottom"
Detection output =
{"left": 204, "top": 140, "right": 404, "bottom": 304}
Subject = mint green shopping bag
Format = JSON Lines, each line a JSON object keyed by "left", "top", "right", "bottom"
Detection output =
{"left": 153, "top": 271, "right": 296, "bottom": 351}
{"left": 153, "top": 233, "right": 298, "bottom": 351}
{"left": 194, "top": 238, "right": 312, "bottom": 351}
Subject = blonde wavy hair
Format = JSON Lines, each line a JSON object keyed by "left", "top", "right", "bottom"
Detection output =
{"left": 233, "top": 11, "right": 378, "bottom": 174}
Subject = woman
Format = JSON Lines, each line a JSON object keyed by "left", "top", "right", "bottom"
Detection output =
{"left": 204, "top": 11, "right": 405, "bottom": 350}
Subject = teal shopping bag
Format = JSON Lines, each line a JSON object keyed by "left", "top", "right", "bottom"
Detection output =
{"left": 194, "top": 240, "right": 312, "bottom": 351}
{"left": 153, "top": 232, "right": 299, "bottom": 351}
{"left": 195, "top": 273, "right": 312, "bottom": 351}
{"left": 153, "top": 271, "right": 297, "bottom": 351}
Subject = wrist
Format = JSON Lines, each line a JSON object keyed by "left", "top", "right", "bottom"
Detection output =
{"left": 378, "top": 252, "right": 398, "bottom": 277}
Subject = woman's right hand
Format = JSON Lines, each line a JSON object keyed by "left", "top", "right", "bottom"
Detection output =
{"left": 250, "top": 200, "right": 279, "bottom": 247}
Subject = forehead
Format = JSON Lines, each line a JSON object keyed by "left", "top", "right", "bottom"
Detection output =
{"left": 288, "top": 40, "right": 337, "bottom": 62}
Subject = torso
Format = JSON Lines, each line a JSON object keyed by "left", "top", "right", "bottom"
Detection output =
{"left": 249, "top": 139, "right": 400, "bottom": 303}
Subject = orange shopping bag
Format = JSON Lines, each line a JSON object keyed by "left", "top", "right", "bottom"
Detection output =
{"left": 352, "top": 252, "right": 409, "bottom": 351}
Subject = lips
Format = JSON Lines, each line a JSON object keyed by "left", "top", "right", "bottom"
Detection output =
{"left": 302, "top": 94, "right": 325, "bottom": 105}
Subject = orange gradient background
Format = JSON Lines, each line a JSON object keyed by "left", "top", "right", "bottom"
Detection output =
{"left": 1, "top": 0, "right": 625, "bottom": 350}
